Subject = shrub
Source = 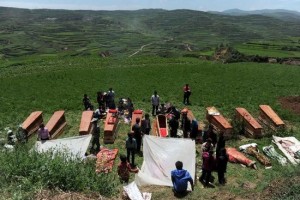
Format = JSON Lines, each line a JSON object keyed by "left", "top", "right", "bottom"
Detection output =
{"left": 0, "top": 144, "right": 117, "bottom": 198}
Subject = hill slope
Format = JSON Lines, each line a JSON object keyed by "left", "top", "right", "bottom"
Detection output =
{"left": 0, "top": 7, "right": 300, "bottom": 58}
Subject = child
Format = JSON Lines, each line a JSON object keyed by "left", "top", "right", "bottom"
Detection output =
{"left": 117, "top": 154, "right": 138, "bottom": 183}
{"left": 200, "top": 150, "right": 215, "bottom": 186}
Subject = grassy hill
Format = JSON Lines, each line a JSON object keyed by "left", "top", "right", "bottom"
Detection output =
{"left": 0, "top": 7, "right": 300, "bottom": 58}
{"left": 1, "top": 6, "right": 300, "bottom": 200}
{"left": 1, "top": 55, "right": 300, "bottom": 199}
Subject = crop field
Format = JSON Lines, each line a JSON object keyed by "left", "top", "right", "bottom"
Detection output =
{"left": 1, "top": 55, "right": 300, "bottom": 199}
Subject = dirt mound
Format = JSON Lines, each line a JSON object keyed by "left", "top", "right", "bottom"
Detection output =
{"left": 279, "top": 96, "right": 300, "bottom": 115}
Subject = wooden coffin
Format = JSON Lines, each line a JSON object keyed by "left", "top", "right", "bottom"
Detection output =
{"left": 79, "top": 111, "right": 94, "bottom": 135}
{"left": 235, "top": 108, "right": 262, "bottom": 138}
{"left": 46, "top": 110, "right": 67, "bottom": 139}
{"left": 206, "top": 107, "right": 233, "bottom": 138}
{"left": 104, "top": 109, "right": 119, "bottom": 144}
{"left": 258, "top": 105, "right": 285, "bottom": 131}
{"left": 131, "top": 110, "right": 143, "bottom": 128}
{"left": 156, "top": 114, "right": 168, "bottom": 137}
{"left": 22, "top": 111, "right": 43, "bottom": 137}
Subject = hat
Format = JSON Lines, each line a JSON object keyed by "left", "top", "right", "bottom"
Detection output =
{"left": 91, "top": 118, "right": 98, "bottom": 123}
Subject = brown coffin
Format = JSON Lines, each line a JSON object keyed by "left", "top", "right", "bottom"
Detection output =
{"left": 206, "top": 107, "right": 233, "bottom": 138}
{"left": 235, "top": 108, "right": 262, "bottom": 138}
{"left": 79, "top": 111, "right": 94, "bottom": 135}
{"left": 22, "top": 111, "right": 43, "bottom": 137}
{"left": 46, "top": 110, "right": 67, "bottom": 139}
{"left": 131, "top": 110, "right": 143, "bottom": 128}
{"left": 258, "top": 105, "right": 285, "bottom": 130}
{"left": 103, "top": 111, "right": 119, "bottom": 144}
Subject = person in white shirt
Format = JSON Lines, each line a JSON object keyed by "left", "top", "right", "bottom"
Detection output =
{"left": 151, "top": 91, "right": 160, "bottom": 116}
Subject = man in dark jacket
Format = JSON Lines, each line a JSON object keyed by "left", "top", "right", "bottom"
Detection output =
{"left": 181, "top": 109, "right": 191, "bottom": 138}
{"left": 132, "top": 118, "right": 142, "bottom": 153}
{"left": 90, "top": 118, "right": 100, "bottom": 153}
{"left": 171, "top": 161, "right": 194, "bottom": 194}
{"left": 169, "top": 115, "right": 179, "bottom": 138}
{"left": 217, "top": 148, "right": 228, "bottom": 185}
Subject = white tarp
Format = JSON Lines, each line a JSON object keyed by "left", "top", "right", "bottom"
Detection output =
{"left": 135, "top": 135, "right": 195, "bottom": 190}
{"left": 123, "top": 182, "right": 152, "bottom": 200}
{"left": 34, "top": 134, "right": 92, "bottom": 160}
{"left": 273, "top": 135, "right": 300, "bottom": 165}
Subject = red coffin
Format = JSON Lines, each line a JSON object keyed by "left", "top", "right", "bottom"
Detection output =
{"left": 46, "top": 110, "right": 67, "bottom": 139}
{"left": 206, "top": 107, "right": 233, "bottom": 138}
{"left": 258, "top": 105, "right": 285, "bottom": 131}
{"left": 235, "top": 108, "right": 262, "bottom": 138}
{"left": 22, "top": 111, "right": 43, "bottom": 137}
{"left": 103, "top": 110, "right": 119, "bottom": 144}
{"left": 79, "top": 111, "right": 94, "bottom": 135}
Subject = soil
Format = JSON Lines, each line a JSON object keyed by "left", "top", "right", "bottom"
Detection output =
{"left": 279, "top": 96, "right": 300, "bottom": 115}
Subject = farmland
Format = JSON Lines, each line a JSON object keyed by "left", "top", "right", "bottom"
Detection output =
{"left": 0, "top": 6, "right": 300, "bottom": 200}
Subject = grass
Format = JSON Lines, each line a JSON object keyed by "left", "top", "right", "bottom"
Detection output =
{"left": 1, "top": 55, "right": 300, "bottom": 199}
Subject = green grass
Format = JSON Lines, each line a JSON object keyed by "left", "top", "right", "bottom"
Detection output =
{"left": 1, "top": 55, "right": 300, "bottom": 199}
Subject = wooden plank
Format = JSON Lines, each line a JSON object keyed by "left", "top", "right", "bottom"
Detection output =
{"left": 22, "top": 111, "right": 43, "bottom": 137}
{"left": 206, "top": 107, "right": 233, "bottom": 137}
{"left": 46, "top": 110, "right": 67, "bottom": 139}
{"left": 235, "top": 107, "right": 262, "bottom": 138}
{"left": 79, "top": 111, "right": 94, "bottom": 135}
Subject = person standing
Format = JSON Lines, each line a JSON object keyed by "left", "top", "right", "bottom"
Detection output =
{"left": 217, "top": 148, "right": 228, "bottom": 185}
{"left": 216, "top": 132, "right": 226, "bottom": 157}
{"left": 132, "top": 118, "right": 142, "bottom": 153}
{"left": 169, "top": 114, "right": 179, "bottom": 138}
{"left": 37, "top": 124, "right": 50, "bottom": 141}
{"left": 117, "top": 154, "right": 139, "bottom": 184}
{"left": 107, "top": 88, "right": 115, "bottom": 109}
{"left": 181, "top": 109, "right": 191, "bottom": 138}
{"left": 83, "top": 94, "right": 93, "bottom": 110}
{"left": 141, "top": 113, "right": 151, "bottom": 135}
{"left": 183, "top": 84, "right": 191, "bottom": 105}
{"left": 190, "top": 119, "right": 198, "bottom": 140}
{"left": 90, "top": 118, "right": 100, "bottom": 153}
{"left": 171, "top": 161, "right": 194, "bottom": 194}
{"left": 96, "top": 91, "right": 105, "bottom": 108}
{"left": 151, "top": 91, "right": 160, "bottom": 116}
{"left": 200, "top": 150, "right": 215, "bottom": 187}
{"left": 126, "top": 132, "right": 137, "bottom": 167}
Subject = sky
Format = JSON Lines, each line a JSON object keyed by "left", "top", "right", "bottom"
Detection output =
{"left": 0, "top": 0, "right": 300, "bottom": 12}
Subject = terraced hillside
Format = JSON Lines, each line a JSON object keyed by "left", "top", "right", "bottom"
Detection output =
{"left": 0, "top": 7, "right": 300, "bottom": 58}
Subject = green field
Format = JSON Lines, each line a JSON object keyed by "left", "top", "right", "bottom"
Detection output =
{"left": 1, "top": 55, "right": 300, "bottom": 199}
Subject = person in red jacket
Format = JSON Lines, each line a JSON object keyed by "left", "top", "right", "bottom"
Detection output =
{"left": 183, "top": 84, "right": 191, "bottom": 105}
{"left": 200, "top": 150, "right": 215, "bottom": 186}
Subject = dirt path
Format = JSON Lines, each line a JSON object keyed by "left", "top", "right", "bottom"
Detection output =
{"left": 129, "top": 43, "right": 153, "bottom": 57}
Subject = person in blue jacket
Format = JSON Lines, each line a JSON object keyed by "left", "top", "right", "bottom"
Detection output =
{"left": 171, "top": 161, "right": 194, "bottom": 194}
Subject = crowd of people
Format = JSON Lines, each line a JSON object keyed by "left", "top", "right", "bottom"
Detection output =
{"left": 82, "top": 85, "right": 229, "bottom": 194}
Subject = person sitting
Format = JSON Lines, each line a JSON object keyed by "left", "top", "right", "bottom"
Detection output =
{"left": 171, "top": 161, "right": 194, "bottom": 195}
{"left": 37, "top": 124, "right": 50, "bottom": 141}
{"left": 93, "top": 105, "right": 106, "bottom": 119}
{"left": 7, "top": 130, "right": 16, "bottom": 145}
{"left": 117, "top": 154, "right": 139, "bottom": 184}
